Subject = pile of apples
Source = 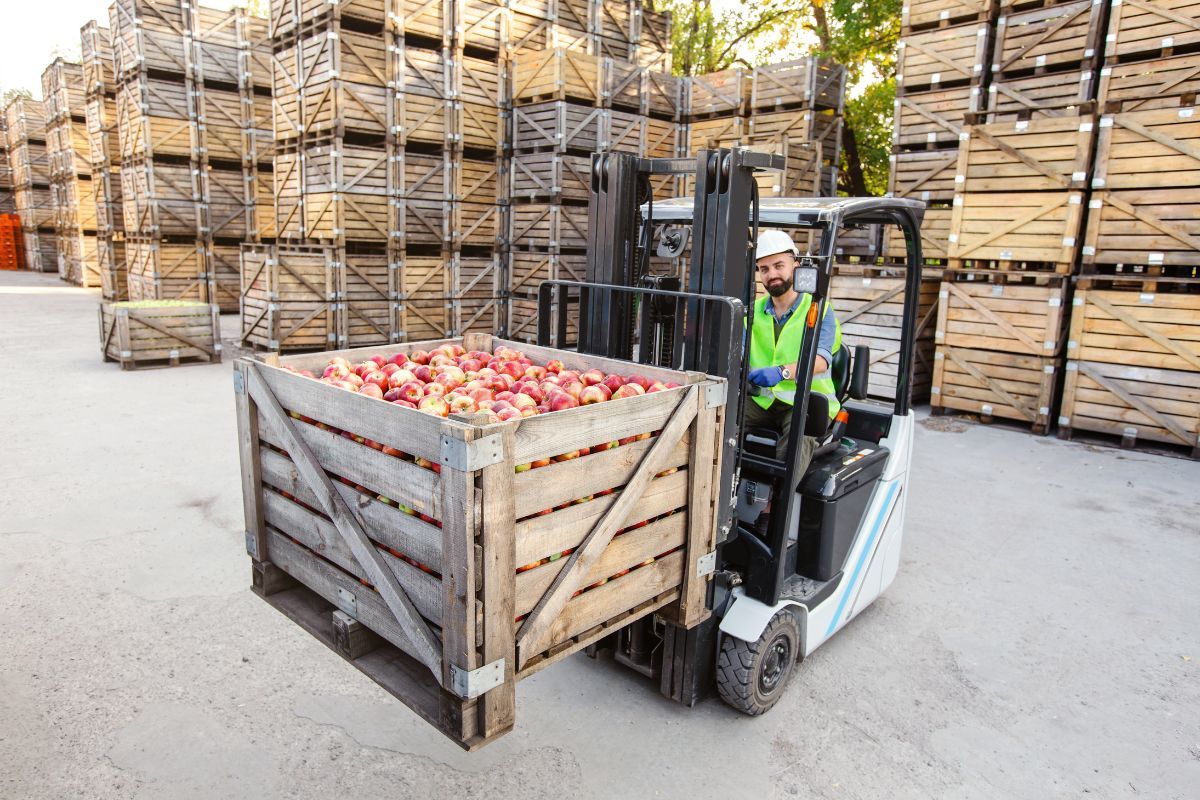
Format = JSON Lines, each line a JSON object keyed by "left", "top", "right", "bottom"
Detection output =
{"left": 285, "top": 343, "right": 681, "bottom": 424}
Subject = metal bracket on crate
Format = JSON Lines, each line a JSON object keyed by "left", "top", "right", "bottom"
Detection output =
{"left": 232, "top": 370, "right": 245, "bottom": 394}
{"left": 336, "top": 587, "right": 357, "bottom": 618}
{"left": 697, "top": 551, "right": 717, "bottom": 578}
{"left": 449, "top": 658, "right": 506, "bottom": 699}
{"left": 704, "top": 381, "right": 727, "bottom": 409}
{"left": 440, "top": 432, "right": 504, "bottom": 471}
{"left": 244, "top": 531, "right": 258, "bottom": 559}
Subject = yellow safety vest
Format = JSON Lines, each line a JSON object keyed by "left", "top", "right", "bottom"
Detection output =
{"left": 749, "top": 295, "right": 841, "bottom": 418}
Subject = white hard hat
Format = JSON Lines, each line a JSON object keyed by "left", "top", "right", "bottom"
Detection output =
{"left": 755, "top": 229, "right": 798, "bottom": 261}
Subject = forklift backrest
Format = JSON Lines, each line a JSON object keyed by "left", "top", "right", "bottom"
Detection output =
{"left": 831, "top": 346, "right": 850, "bottom": 400}
{"left": 850, "top": 344, "right": 870, "bottom": 400}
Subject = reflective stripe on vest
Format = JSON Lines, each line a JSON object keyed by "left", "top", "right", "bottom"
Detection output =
{"left": 749, "top": 295, "right": 841, "bottom": 418}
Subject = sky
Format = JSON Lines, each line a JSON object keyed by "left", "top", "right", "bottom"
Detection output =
{"left": 0, "top": 0, "right": 239, "bottom": 98}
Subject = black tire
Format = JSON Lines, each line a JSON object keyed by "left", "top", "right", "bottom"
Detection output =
{"left": 715, "top": 611, "right": 801, "bottom": 716}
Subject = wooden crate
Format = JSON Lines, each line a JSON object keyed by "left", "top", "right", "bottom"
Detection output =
{"left": 892, "top": 86, "right": 984, "bottom": 149}
{"left": 235, "top": 335, "right": 723, "bottom": 749}
{"left": 116, "top": 76, "right": 194, "bottom": 160}
{"left": 507, "top": 287, "right": 579, "bottom": 344}
{"left": 686, "top": 115, "right": 745, "bottom": 154}
{"left": 455, "top": 157, "right": 502, "bottom": 204}
{"left": 602, "top": 108, "right": 644, "bottom": 153}
{"left": 644, "top": 70, "right": 683, "bottom": 120}
{"left": 889, "top": 149, "right": 960, "bottom": 202}
{"left": 897, "top": 22, "right": 990, "bottom": 92}
{"left": 1085, "top": 107, "right": 1200, "bottom": 268}
{"left": 903, "top": 0, "right": 994, "bottom": 31}
{"left": 992, "top": 0, "right": 1105, "bottom": 79}
{"left": 512, "top": 101, "right": 604, "bottom": 153}
{"left": 831, "top": 273, "right": 940, "bottom": 402}
{"left": 302, "top": 143, "right": 391, "bottom": 242}
{"left": 510, "top": 152, "right": 591, "bottom": 201}
{"left": 297, "top": 27, "right": 393, "bottom": 137}
{"left": 396, "top": 94, "right": 452, "bottom": 148}
{"left": 684, "top": 68, "right": 749, "bottom": 117}
{"left": 455, "top": 100, "right": 503, "bottom": 152}
{"left": 947, "top": 190, "right": 1084, "bottom": 270}
{"left": 1104, "top": 0, "right": 1200, "bottom": 63}
{"left": 342, "top": 251, "right": 394, "bottom": 348}
{"left": 451, "top": 201, "right": 504, "bottom": 249}
{"left": 126, "top": 237, "right": 211, "bottom": 305}
{"left": 240, "top": 243, "right": 338, "bottom": 352}
{"left": 1066, "top": 289, "right": 1200, "bottom": 371}
{"left": 99, "top": 299, "right": 221, "bottom": 369}
{"left": 981, "top": 70, "right": 1095, "bottom": 122}
{"left": 643, "top": 117, "right": 682, "bottom": 158}
{"left": 1060, "top": 361, "right": 1200, "bottom": 455}
{"left": 885, "top": 204, "right": 954, "bottom": 263}
{"left": 956, "top": 115, "right": 1095, "bottom": 193}
{"left": 82, "top": 21, "right": 116, "bottom": 97}
{"left": 1098, "top": 56, "right": 1200, "bottom": 113}
{"left": 935, "top": 277, "right": 1069, "bottom": 356}
{"left": 509, "top": 202, "right": 588, "bottom": 250}
{"left": 99, "top": 238, "right": 128, "bottom": 301}
{"left": 512, "top": 49, "right": 604, "bottom": 106}
{"left": 750, "top": 58, "right": 845, "bottom": 113}
{"left": 108, "top": 0, "right": 188, "bottom": 78}
{"left": 748, "top": 137, "right": 823, "bottom": 199}
{"left": 507, "top": 250, "right": 587, "bottom": 295}
{"left": 604, "top": 59, "right": 645, "bottom": 113}
{"left": 747, "top": 108, "right": 842, "bottom": 154}
{"left": 932, "top": 346, "right": 1059, "bottom": 432}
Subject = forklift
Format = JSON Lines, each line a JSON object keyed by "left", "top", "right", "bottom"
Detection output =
{"left": 535, "top": 148, "right": 926, "bottom": 714}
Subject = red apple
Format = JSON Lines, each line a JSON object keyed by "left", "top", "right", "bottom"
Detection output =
{"left": 512, "top": 393, "right": 538, "bottom": 410}
{"left": 396, "top": 381, "right": 425, "bottom": 403}
{"left": 423, "top": 382, "right": 447, "bottom": 398}
{"left": 369, "top": 355, "right": 387, "bottom": 367}
{"left": 579, "top": 385, "right": 608, "bottom": 405}
{"left": 602, "top": 374, "right": 625, "bottom": 393}
{"left": 581, "top": 368, "right": 605, "bottom": 386}
{"left": 357, "top": 383, "right": 384, "bottom": 400}
{"left": 548, "top": 391, "right": 579, "bottom": 412}
{"left": 391, "top": 399, "right": 417, "bottom": 409}
{"left": 545, "top": 359, "right": 564, "bottom": 373}
{"left": 531, "top": 457, "right": 552, "bottom": 468}
{"left": 646, "top": 381, "right": 668, "bottom": 393}
{"left": 612, "top": 384, "right": 645, "bottom": 400}
{"left": 418, "top": 396, "right": 450, "bottom": 417}
{"left": 389, "top": 353, "right": 410, "bottom": 366}
{"left": 625, "top": 374, "right": 652, "bottom": 390}
{"left": 553, "top": 450, "right": 580, "bottom": 461}
{"left": 524, "top": 365, "right": 547, "bottom": 380}
{"left": 408, "top": 349, "right": 430, "bottom": 365}
{"left": 469, "top": 387, "right": 493, "bottom": 404}
{"left": 498, "top": 360, "right": 525, "bottom": 380}
{"left": 449, "top": 395, "right": 476, "bottom": 414}
{"left": 364, "top": 371, "right": 389, "bottom": 390}
{"left": 380, "top": 363, "right": 401, "bottom": 377}
{"left": 343, "top": 373, "right": 364, "bottom": 389}
{"left": 383, "top": 387, "right": 404, "bottom": 402}
{"left": 494, "top": 391, "right": 516, "bottom": 403}
{"left": 516, "top": 383, "right": 545, "bottom": 403}
{"left": 558, "top": 369, "right": 580, "bottom": 384}
{"left": 387, "top": 368, "right": 417, "bottom": 389}
{"left": 665, "top": 381, "right": 682, "bottom": 389}
{"left": 459, "top": 358, "right": 482, "bottom": 373}
{"left": 429, "top": 353, "right": 454, "bottom": 368}
{"left": 412, "top": 365, "right": 434, "bottom": 383}
{"left": 561, "top": 380, "right": 585, "bottom": 399}
{"left": 353, "top": 362, "right": 376, "bottom": 378}
{"left": 495, "top": 406, "right": 522, "bottom": 422}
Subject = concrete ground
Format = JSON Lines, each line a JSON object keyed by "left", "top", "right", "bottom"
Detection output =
{"left": 1, "top": 269, "right": 1197, "bottom": 800}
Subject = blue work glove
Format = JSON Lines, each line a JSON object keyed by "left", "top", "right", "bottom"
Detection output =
{"left": 748, "top": 366, "right": 785, "bottom": 388}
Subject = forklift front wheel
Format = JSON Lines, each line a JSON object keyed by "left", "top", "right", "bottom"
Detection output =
{"left": 716, "top": 610, "right": 800, "bottom": 716}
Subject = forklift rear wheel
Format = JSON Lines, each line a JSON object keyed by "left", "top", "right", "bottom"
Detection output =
{"left": 716, "top": 611, "right": 800, "bottom": 716}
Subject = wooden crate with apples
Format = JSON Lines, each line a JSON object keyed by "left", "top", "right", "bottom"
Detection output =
{"left": 235, "top": 333, "right": 726, "bottom": 749}
{"left": 99, "top": 299, "right": 222, "bottom": 370}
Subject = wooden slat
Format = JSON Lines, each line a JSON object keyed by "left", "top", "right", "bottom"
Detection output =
{"left": 478, "top": 422, "right": 516, "bottom": 737}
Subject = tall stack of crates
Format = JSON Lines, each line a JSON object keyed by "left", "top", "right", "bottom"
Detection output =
{"left": 43, "top": 58, "right": 100, "bottom": 287}
{"left": 109, "top": 0, "right": 272, "bottom": 312}
{"left": 0, "top": 113, "right": 14, "bottom": 215}
{"left": 5, "top": 97, "right": 58, "bottom": 273}
{"left": 503, "top": 2, "right": 683, "bottom": 343}
{"left": 82, "top": 21, "right": 128, "bottom": 301}
{"left": 1059, "top": 0, "right": 1200, "bottom": 456}
{"left": 251, "top": 0, "right": 505, "bottom": 353}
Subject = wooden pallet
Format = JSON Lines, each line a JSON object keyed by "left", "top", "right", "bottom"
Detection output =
{"left": 750, "top": 57, "right": 846, "bottom": 113}
{"left": 935, "top": 276, "right": 1069, "bottom": 356}
{"left": 831, "top": 273, "right": 940, "bottom": 402}
{"left": 980, "top": 70, "right": 1095, "bottom": 122}
{"left": 235, "top": 335, "right": 723, "bottom": 748}
{"left": 684, "top": 68, "right": 749, "bottom": 118}
{"left": 903, "top": 0, "right": 994, "bottom": 31}
{"left": 99, "top": 299, "right": 221, "bottom": 369}
{"left": 1066, "top": 288, "right": 1200, "bottom": 371}
{"left": 931, "top": 346, "right": 1060, "bottom": 432}
{"left": 957, "top": 114, "right": 1095, "bottom": 193}
{"left": 509, "top": 202, "right": 589, "bottom": 250}
{"left": 992, "top": 0, "right": 1106, "bottom": 79}
{"left": 512, "top": 49, "right": 604, "bottom": 107}
{"left": 1083, "top": 188, "right": 1200, "bottom": 270}
{"left": 1098, "top": 56, "right": 1200, "bottom": 113}
{"left": 948, "top": 190, "right": 1083, "bottom": 270}
{"left": 897, "top": 21, "right": 990, "bottom": 92}
{"left": 1104, "top": 0, "right": 1200, "bottom": 64}
{"left": 1059, "top": 361, "right": 1200, "bottom": 455}
{"left": 892, "top": 86, "right": 979, "bottom": 150}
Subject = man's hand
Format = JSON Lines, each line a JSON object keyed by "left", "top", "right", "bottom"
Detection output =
{"left": 815, "top": 356, "right": 829, "bottom": 374}
{"left": 748, "top": 366, "right": 785, "bottom": 388}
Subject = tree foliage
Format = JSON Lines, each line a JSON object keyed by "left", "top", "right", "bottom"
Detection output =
{"left": 664, "top": 0, "right": 900, "bottom": 195}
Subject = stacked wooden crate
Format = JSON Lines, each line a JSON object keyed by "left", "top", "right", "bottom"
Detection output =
{"left": 43, "top": 58, "right": 100, "bottom": 287}
{"left": 0, "top": 113, "right": 13, "bottom": 215}
{"left": 504, "top": 3, "right": 683, "bottom": 343}
{"left": 110, "top": 0, "right": 272, "bottom": 312}
{"left": 252, "top": 0, "right": 505, "bottom": 353}
{"left": 887, "top": 5, "right": 993, "bottom": 266}
{"left": 82, "top": 21, "right": 128, "bottom": 301}
{"left": 4, "top": 97, "right": 58, "bottom": 273}
{"left": 1056, "top": 0, "right": 1200, "bottom": 456}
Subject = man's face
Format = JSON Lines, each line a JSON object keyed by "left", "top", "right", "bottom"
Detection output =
{"left": 756, "top": 251, "right": 796, "bottom": 298}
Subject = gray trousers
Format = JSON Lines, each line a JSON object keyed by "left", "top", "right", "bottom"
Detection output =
{"left": 742, "top": 399, "right": 819, "bottom": 475}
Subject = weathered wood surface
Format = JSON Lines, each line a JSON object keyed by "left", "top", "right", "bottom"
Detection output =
{"left": 932, "top": 346, "right": 1059, "bottom": 432}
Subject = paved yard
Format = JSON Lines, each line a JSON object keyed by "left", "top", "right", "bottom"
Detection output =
{"left": 1, "top": 270, "right": 1197, "bottom": 799}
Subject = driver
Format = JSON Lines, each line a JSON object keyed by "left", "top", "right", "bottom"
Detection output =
{"left": 745, "top": 229, "right": 842, "bottom": 469}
